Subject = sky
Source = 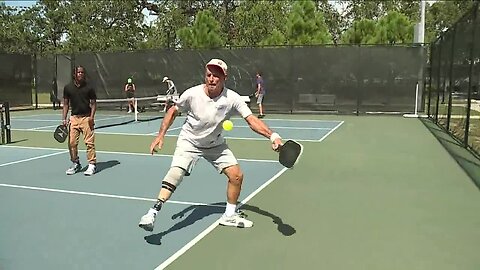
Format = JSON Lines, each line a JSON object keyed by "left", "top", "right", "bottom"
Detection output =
{"left": 2, "top": 0, "right": 36, "bottom": 8}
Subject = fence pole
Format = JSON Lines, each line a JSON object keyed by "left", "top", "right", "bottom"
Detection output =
{"left": 446, "top": 27, "right": 457, "bottom": 131}
{"left": 464, "top": 2, "right": 479, "bottom": 147}
{"left": 426, "top": 44, "right": 433, "bottom": 116}
{"left": 434, "top": 37, "right": 443, "bottom": 123}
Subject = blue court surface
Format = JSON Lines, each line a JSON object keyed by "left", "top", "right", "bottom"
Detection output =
{"left": 10, "top": 113, "right": 344, "bottom": 141}
{"left": 0, "top": 146, "right": 285, "bottom": 269}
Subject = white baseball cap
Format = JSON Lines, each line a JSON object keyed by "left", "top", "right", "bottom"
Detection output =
{"left": 162, "top": 76, "right": 168, "bottom": 83}
{"left": 206, "top": 58, "right": 228, "bottom": 76}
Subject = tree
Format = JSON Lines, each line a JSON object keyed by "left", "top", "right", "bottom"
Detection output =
{"left": 426, "top": 0, "right": 476, "bottom": 42}
{"left": 340, "top": 18, "right": 376, "bottom": 44}
{"left": 371, "top": 11, "right": 413, "bottom": 44}
{"left": 285, "top": 0, "right": 332, "bottom": 45}
{"left": 232, "top": 0, "right": 288, "bottom": 46}
{"left": 177, "top": 10, "right": 225, "bottom": 49}
{"left": 0, "top": 3, "right": 43, "bottom": 54}
{"left": 62, "top": 0, "right": 145, "bottom": 53}
{"left": 314, "top": 0, "right": 345, "bottom": 44}
{"left": 259, "top": 29, "right": 286, "bottom": 46}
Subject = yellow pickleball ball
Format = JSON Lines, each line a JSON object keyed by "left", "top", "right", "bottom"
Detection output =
{"left": 222, "top": 120, "right": 233, "bottom": 131}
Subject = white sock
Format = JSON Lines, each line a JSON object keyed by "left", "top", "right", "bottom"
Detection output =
{"left": 225, "top": 202, "right": 237, "bottom": 217}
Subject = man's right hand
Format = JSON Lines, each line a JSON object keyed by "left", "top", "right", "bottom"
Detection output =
{"left": 62, "top": 119, "right": 67, "bottom": 126}
{"left": 150, "top": 136, "right": 164, "bottom": 155}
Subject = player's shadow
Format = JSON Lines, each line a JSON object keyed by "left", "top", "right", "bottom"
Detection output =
{"left": 144, "top": 202, "right": 296, "bottom": 245}
{"left": 91, "top": 160, "right": 120, "bottom": 174}
{"left": 241, "top": 204, "right": 296, "bottom": 237}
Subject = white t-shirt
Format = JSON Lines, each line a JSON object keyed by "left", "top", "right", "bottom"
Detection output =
{"left": 175, "top": 84, "right": 252, "bottom": 148}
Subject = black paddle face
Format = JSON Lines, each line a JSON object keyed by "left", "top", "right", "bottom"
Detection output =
{"left": 54, "top": 125, "right": 68, "bottom": 143}
{"left": 279, "top": 140, "right": 303, "bottom": 168}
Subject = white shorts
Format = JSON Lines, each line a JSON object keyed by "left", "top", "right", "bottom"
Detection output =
{"left": 171, "top": 139, "right": 238, "bottom": 175}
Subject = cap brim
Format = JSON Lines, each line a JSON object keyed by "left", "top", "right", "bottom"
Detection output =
{"left": 206, "top": 64, "right": 227, "bottom": 76}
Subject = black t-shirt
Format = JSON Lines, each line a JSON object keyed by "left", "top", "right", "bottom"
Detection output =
{"left": 63, "top": 81, "right": 97, "bottom": 116}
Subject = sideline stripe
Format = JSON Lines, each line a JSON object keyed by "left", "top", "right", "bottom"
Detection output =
{"left": 0, "top": 151, "right": 68, "bottom": 167}
{"left": 155, "top": 167, "right": 288, "bottom": 270}
{"left": 0, "top": 145, "right": 277, "bottom": 162}
{"left": 318, "top": 120, "right": 344, "bottom": 142}
{"left": 0, "top": 183, "right": 223, "bottom": 207}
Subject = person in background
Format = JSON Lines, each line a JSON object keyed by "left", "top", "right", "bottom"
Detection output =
{"left": 162, "top": 76, "right": 178, "bottom": 112}
{"left": 124, "top": 78, "right": 136, "bottom": 113}
{"left": 254, "top": 71, "right": 266, "bottom": 118}
{"left": 51, "top": 77, "right": 60, "bottom": 110}
{"left": 62, "top": 66, "right": 97, "bottom": 176}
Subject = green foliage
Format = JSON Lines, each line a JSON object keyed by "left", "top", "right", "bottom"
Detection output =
{"left": 371, "top": 11, "right": 413, "bottom": 44}
{"left": 233, "top": 0, "right": 288, "bottom": 46}
{"left": 0, "top": 0, "right": 478, "bottom": 52}
{"left": 177, "top": 10, "right": 225, "bottom": 49}
{"left": 61, "top": 0, "right": 145, "bottom": 52}
{"left": 0, "top": 3, "right": 42, "bottom": 54}
{"left": 340, "top": 19, "right": 376, "bottom": 44}
{"left": 285, "top": 0, "right": 332, "bottom": 45}
{"left": 259, "top": 29, "right": 286, "bottom": 46}
{"left": 426, "top": 1, "right": 476, "bottom": 42}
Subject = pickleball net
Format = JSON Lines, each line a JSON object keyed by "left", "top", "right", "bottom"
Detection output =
{"left": 95, "top": 96, "right": 166, "bottom": 129}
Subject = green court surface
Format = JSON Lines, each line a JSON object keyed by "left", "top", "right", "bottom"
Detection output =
{"left": 1, "top": 112, "right": 480, "bottom": 270}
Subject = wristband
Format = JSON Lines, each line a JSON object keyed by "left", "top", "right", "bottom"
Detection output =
{"left": 270, "top": 132, "right": 281, "bottom": 143}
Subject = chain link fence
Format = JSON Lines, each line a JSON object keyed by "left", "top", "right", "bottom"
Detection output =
{"left": 426, "top": 2, "right": 480, "bottom": 156}
{"left": 3, "top": 45, "right": 424, "bottom": 114}
{"left": 0, "top": 53, "right": 33, "bottom": 107}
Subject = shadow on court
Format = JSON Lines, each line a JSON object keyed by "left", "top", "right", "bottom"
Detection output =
{"left": 88, "top": 160, "right": 121, "bottom": 174}
{"left": 9, "top": 139, "right": 28, "bottom": 144}
{"left": 144, "top": 202, "right": 296, "bottom": 245}
{"left": 420, "top": 118, "right": 480, "bottom": 190}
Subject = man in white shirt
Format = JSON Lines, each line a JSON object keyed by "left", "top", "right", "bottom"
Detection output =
{"left": 162, "top": 76, "right": 178, "bottom": 95}
{"left": 139, "top": 58, "right": 283, "bottom": 230}
{"left": 162, "top": 76, "right": 178, "bottom": 112}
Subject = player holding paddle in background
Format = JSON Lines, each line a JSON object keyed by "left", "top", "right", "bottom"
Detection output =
{"left": 62, "top": 66, "right": 97, "bottom": 176}
{"left": 124, "top": 78, "right": 136, "bottom": 113}
{"left": 139, "top": 58, "right": 286, "bottom": 231}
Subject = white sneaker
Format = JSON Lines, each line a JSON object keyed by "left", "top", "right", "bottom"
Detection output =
{"left": 66, "top": 162, "right": 81, "bottom": 175}
{"left": 84, "top": 164, "right": 96, "bottom": 176}
{"left": 219, "top": 211, "right": 253, "bottom": 228}
{"left": 139, "top": 208, "right": 157, "bottom": 232}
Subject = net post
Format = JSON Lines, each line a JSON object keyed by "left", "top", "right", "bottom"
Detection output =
{"left": 5, "top": 102, "right": 11, "bottom": 143}
{"left": 134, "top": 98, "right": 138, "bottom": 122}
{"left": 403, "top": 83, "right": 420, "bottom": 118}
{"left": 0, "top": 103, "right": 5, "bottom": 145}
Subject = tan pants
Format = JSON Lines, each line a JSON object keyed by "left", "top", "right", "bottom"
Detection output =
{"left": 68, "top": 115, "right": 96, "bottom": 164}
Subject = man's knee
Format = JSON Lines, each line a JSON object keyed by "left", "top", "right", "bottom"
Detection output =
{"left": 162, "top": 167, "right": 186, "bottom": 193}
{"left": 224, "top": 165, "right": 244, "bottom": 186}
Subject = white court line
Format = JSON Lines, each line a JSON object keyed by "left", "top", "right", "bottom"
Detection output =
{"left": 318, "top": 120, "right": 344, "bottom": 142}
{"left": 0, "top": 145, "right": 277, "bottom": 163}
{"left": 11, "top": 114, "right": 60, "bottom": 119}
{"left": 155, "top": 167, "right": 288, "bottom": 270}
{"left": 30, "top": 124, "right": 61, "bottom": 130}
{"left": 2, "top": 142, "right": 289, "bottom": 269}
{"left": 229, "top": 125, "right": 332, "bottom": 130}
{"left": 11, "top": 128, "right": 328, "bottom": 142}
{"left": 0, "top": 183, "right": 223, "bottom": 207}
{"left": 0, "top": 150, "right": 68, "bottom": 167}
{"left": 13, "top": 119, "right": 58, "bottom": 122}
